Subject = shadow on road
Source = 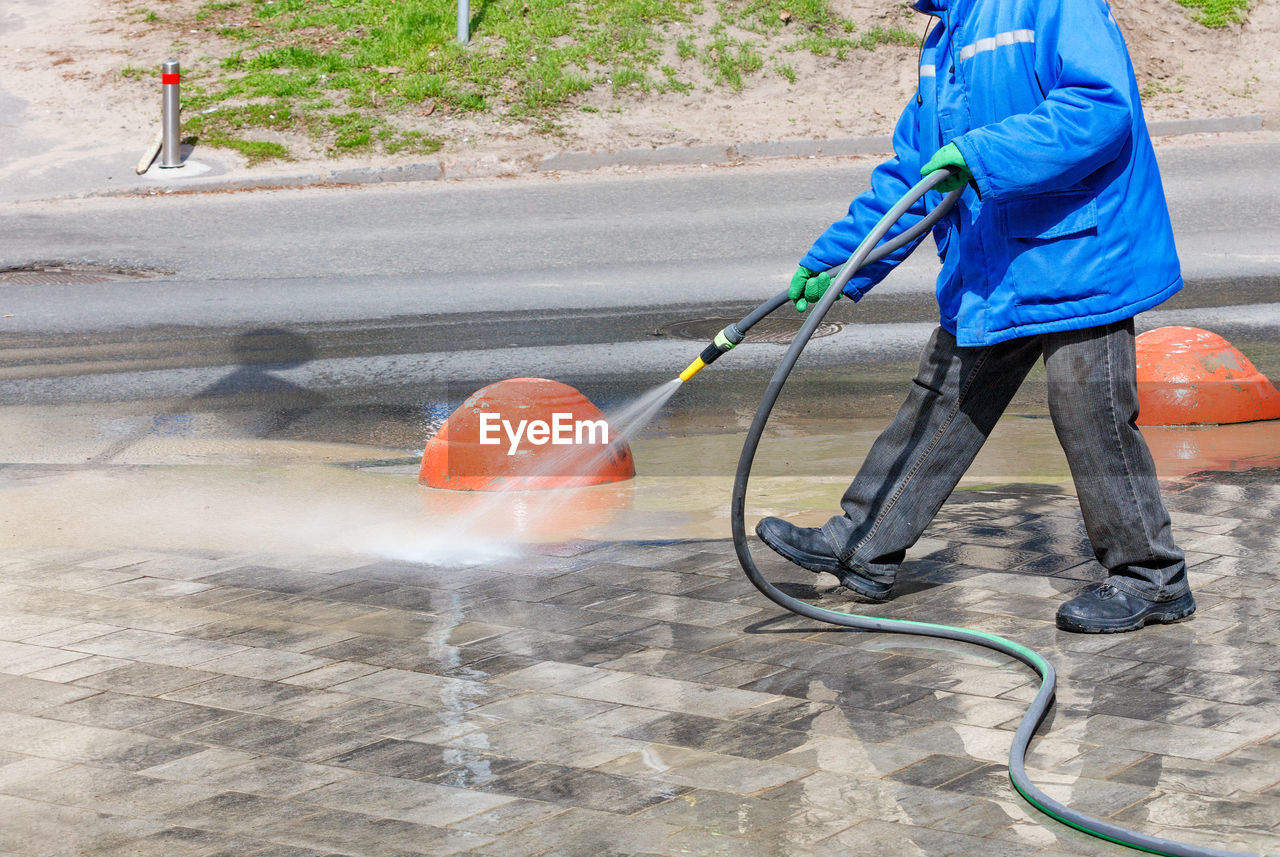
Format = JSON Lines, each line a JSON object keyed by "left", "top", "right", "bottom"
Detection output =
{"left": 91, "top": 327, "right": 327, "bottom": 463}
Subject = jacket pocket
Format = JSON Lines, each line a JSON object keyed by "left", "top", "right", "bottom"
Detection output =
{"left": 1001, "top": 191, "right": 1098, "bottom": 240}
{"left": 999, "top": 190, "right": 1106, "bottom": 313}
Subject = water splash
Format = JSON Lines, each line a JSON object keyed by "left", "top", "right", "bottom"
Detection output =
{"left": 607, "top": 378, "right": 683, "bottom": 445}
{"left": 499, "top": 376, "right": 684, "bottom": 486}
{"left": 420, "top": 378, "right": 687, "bottom": 547}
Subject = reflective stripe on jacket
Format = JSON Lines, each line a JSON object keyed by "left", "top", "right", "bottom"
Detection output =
{"left": 799, "top": 0, "right": 1181, "bottom": 346}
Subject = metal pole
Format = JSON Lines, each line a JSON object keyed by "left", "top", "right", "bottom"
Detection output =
{"left": 457, "top": 0, "right": 469, "bottom": 44}
{"left": 160, "top": 59, "right": 183, "bottom": 168}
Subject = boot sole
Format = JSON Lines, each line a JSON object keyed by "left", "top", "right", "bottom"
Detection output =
{"left": 1055, "top": 599, "right": 1196, "bottom": 634}
{"left": 755, "top": 521, "right": 891, "bottom": 602}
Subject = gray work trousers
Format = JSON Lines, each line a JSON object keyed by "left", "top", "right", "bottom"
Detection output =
{"left": 823, "top": 319, "right": 1189, "bottom": 601}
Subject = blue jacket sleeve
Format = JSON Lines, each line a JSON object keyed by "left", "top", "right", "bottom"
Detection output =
{"left": 799, "top": 96, "right": 930, "bottom": 300}
{"left": 953, "top": 0, "right": 1133, "bottom": 201}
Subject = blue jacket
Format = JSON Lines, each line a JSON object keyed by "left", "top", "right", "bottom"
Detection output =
{"left": 800, "top": 0, "right": 1182, "bottom": 346}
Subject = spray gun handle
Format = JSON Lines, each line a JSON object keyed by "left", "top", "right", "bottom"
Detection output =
{"left": 679, "top": 322, "right": 747, "bottom": 382}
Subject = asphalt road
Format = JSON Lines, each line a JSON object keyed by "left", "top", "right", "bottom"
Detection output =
{"left": 1, "top": 142, "right": 1277, "bottom": 443}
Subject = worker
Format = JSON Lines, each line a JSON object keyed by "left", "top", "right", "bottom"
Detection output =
{"left": 755, "top": 0, "right": 1195, "bottom": 633}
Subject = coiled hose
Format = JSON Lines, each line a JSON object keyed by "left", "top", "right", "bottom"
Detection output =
{"left": 728, "top": 169, "right": 1267, "bottom": 857}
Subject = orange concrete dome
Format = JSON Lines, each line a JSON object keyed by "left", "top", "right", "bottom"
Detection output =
{"left": 1136, "top": 326, "right": 1280, "bottom": 426}
{"left": 419, "top": 378, "right": 635, "bottom": 491}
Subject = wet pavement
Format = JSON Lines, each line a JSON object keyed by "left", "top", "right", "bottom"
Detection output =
{"left": 4, "top": 147, "right": 1279, "bottom": 855}
{"left": 0, "top": 464, "right": 1277, "bottom": 857}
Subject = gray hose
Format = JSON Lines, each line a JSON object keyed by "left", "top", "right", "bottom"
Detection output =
{"left": 730, "top": 169, "right": 1269, "bottom": 857}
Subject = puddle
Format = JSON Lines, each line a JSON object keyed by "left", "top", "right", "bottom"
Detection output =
{"left": 1142, "top": 421, "right": 1280, "bottom": 478}
{"left": 1, "top": 401, "right": 1275, "bottom": 552}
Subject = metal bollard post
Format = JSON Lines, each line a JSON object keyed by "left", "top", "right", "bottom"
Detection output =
{"left": 457, "top": 0, "right": 469, "bottom": 44}
{"left": 160, "top": 59, "right": 184, "bottom": 168}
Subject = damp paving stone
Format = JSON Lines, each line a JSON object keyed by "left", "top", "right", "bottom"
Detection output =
{"left": 91, "top": 826, "right": 243, "bottom": 857}
{"left": 327, "top": 667, "right": 515, "bottom": 709}
{"left": 292, "top": 771, "right": 514, "bottom": 826}
{"left": 618, "top": 711, "right": 812, "bottom": 761}
{"left": 26, "top": 654, "right": 132, "bottom": 684}
{"left": 441, "top": 652, "right": 543, "bottom": 681}
{"left": 304, "top": 637, "right": 439, "bottom": 671}
{"left": 1, "top": 763, "right": 220, "bottom": 819}
{"left": 67, "top": 629, "right": 250, "bottom": 668}
{"left": 179, "top": 714, "right": 376, "bottom": 763}
{"left": 322, "top": 738, "right": 477, "bottom": 781}
{"left": 194, "top": 566, "right": 345, "bottom": 596}
{"left": 442, "top": 720, "right": 647, "bottom": 769}
{"left": 603, "top": 744, "right": 811, "bottom": 795}
{"left": 610, "top": 620, "right": 740, "bottom": 654}
{"left": 159, "top": 674, "right": 318, "bottom": 713}
{"left": 0, "top": 674, "right": 100, "bottom": 714}
{"left": 128, "top": 704, "right": 244, "bottom": 740}
{"left": 0, "top": 473, "right": 1277, "bottom": 854}
{"left": 0, "top": 793, "right": 169, "bottom": 856}
{"left": 829, "top": 818, "right": 1040, "bottom": 857}
{"left": 766, "top": 735, "right": 933, "bottom": 779}
{"left": 0, "top": 641, "right": 92, "bottom": 675}
{"left": 886, "top": 753, "right": 989, "bottom": 789}
{"left": 466, "top": 691, "right": 618, "bottom": 726}
{"left": 741, "top": 670, "right": 938, "bottom": 713}
{"left": 456, "top": 759, "right": 691, "bottom": 814}
{"left": 470, "top": 806, "right": 682, "bottom": 857}
{"left": 40, "top": 691, "right": 203, "bottom": 730}
{"left": 459, "top": 601, "right": 615, "bottom": 635}
{"left": 1114, "top": 791, "right": 1280, "bottom": 833}
{"left": 460, "top": 627, "right": 648, "bottom": 668}
{"left": 445, "top": 797, "right": 567, "bottom": 836}
{"left": 227, "top": 802, "right": 494, "bottom": 856}
{"left": 757, "top": 770, "right": 984, "bottom": 828}
{"left": 186, "top": 756, "right": 356, "bottom": 799}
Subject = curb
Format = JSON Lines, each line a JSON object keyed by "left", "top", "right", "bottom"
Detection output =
{"left": 103, "top": 113, "right": 1269, "bottom": 198}
{"left": 1146, "top": 114, "right": 1264, "bottom": 136}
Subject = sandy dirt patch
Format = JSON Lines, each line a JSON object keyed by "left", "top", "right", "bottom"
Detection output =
{"left": 1, "top": 0, "right": 1277, "bottom": 181}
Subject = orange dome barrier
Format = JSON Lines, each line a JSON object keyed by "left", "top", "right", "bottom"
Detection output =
{"left": 418, "top": 480, "right": 632, "bottom": 540}
{"left": 1136, "top": 326, "right": 1280, "bottom": 426}
{"left": 419, "top": 378, "right": 635, "bottom": 491}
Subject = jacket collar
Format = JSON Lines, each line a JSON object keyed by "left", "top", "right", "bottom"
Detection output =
{"left": 911, "top": 0, "right": 948, "bottom": 15}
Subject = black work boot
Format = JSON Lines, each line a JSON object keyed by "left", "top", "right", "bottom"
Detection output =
{"left": 1056, "top": 582, "right": 1195, "bottom": 634}
{"left": 755, "top": 517, "right": 892, "bottom": 602}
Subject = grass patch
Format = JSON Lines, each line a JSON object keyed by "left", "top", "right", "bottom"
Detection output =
{"left": 723, "top": 0, "right": 914, "bottom": 57}
{"left": 198, "top": 135, "right": 289, "bottom": 165}
{"left": 660, "top": 64, "right": 694, "bottom": 93}
{"left": 181, "top": 0, "right": 705, "bottom": 160}
{"left": 792, "top": 24, "right": 915, "bottom": 59}
{"left": 1173, "top": 0, "right": 1250, "bottom": 26}
{"left": 702, "top": 30, "right": 763, "bottom": 89}
{"left": 167, "top": 0, "right": 920, "bottom": 162}
{"left": 727, "top": 0, "right": 843, "bottom": 34}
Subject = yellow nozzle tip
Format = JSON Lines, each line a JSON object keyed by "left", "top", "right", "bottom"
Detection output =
{"left": 679, "top": 357, "right": 707, "bottom": 383}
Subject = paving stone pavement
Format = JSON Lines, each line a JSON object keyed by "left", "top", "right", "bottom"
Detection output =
{"left": 1, "top": 470, "right": 1278, "bottom": 857}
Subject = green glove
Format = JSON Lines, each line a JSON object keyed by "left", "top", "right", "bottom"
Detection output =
{"left": 789, "top": 266, "right": 835, "bottom": 312}
{"left": 920, "top": 142, "right": 972, "bottom": 193}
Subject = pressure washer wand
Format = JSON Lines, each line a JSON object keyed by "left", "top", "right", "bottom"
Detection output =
{"left": 676, "top": 181, "right": 962, "bottom": 383}
{"left": 678, "top": 293, "right": 788, "bottom": 381}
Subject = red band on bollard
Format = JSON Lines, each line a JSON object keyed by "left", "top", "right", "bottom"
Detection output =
{"left": 162, "top": 73, "right": 180, "bottom": 85}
